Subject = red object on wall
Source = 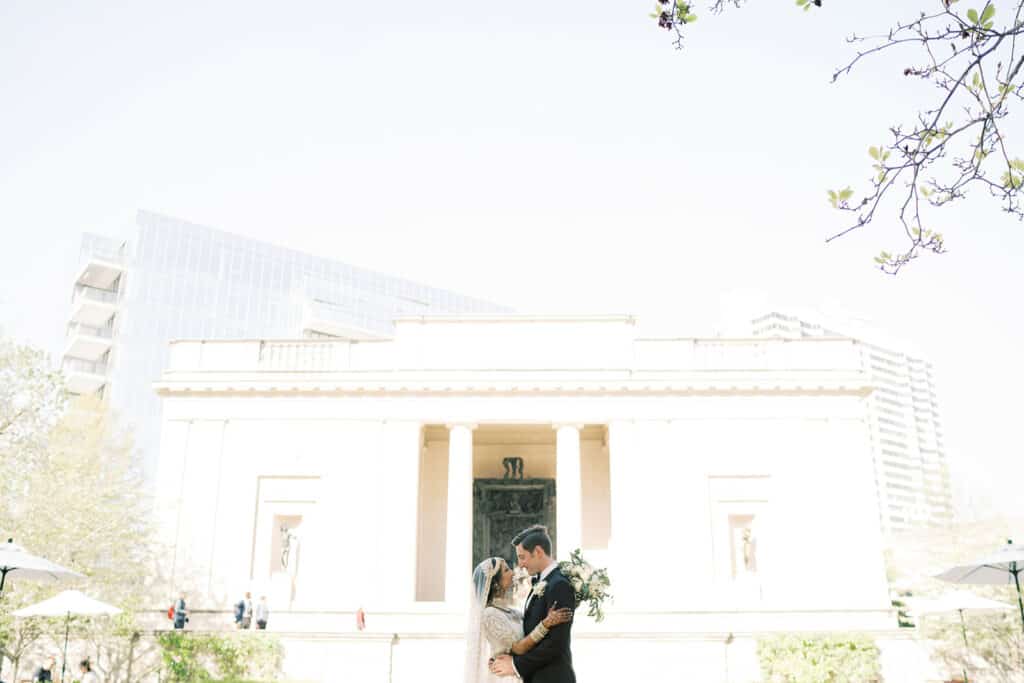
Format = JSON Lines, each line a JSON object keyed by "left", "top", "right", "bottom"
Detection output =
{"left": 356, "top": 607, "right": 366, "bottom": 631}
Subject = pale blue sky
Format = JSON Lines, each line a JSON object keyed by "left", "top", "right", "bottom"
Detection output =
{"left": 1, "top": 1, "right": 1021, "bottom": 519}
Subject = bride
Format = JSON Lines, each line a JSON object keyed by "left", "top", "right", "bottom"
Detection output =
{"left": 464, "top": 557, "right": 572, "bottom": 683}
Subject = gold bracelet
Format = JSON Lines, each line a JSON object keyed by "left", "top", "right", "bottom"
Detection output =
{"left": 529, "top": 623, "right": 549, "bottom": 643}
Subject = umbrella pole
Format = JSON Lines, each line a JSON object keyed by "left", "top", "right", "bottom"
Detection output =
{"left": 1013, "top": 566, "right": 1024, "bottom": 635}
{"left": 0, "top": 567, "right": 8, "bottom": 597}
{"left": 958, "top": 609, "right": 970, "bottom": 683}
{"left": 61, "top": 611, "right": 70, "bottom": 683}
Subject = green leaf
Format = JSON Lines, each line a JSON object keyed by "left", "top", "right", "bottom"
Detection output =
{"left": 967, "top": 8, "right": 979, "bottom": 24}
{"left": 684, "top": 13, "right": 697, "bottom": 22}
{"left": 796, "top": 0, "right": 809, "bottom": 5}
{"left": 869, "top": 146, "right": 880, "bottom": 160}
{"left": 839, "top": 188, "right": 854, "bottom": 201}
{"left": 981, "top": 4, "right": 995, "bottom": 24}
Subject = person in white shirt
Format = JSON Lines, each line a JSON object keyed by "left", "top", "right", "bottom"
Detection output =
{"left": 79, "top": 658, "right": 101, "bottom": 683}
{"left": 254, "top": 595, "right": 270, "bottom": 630}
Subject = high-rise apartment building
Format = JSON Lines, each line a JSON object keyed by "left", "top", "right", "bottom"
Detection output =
{"left": 62, "top": 210, "right": 510, "bottom": 481}
{"left": 751, "top": 312, "right": 953, "bottom": 536}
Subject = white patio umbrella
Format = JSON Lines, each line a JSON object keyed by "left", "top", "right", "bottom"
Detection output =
{"left": 936, "top": 539, "right": 1024, "bottom": 635}
{"left": 14, "top": 590, "right": 121, "bottom": 682}
{"left": 0, "top": 538, "right": 84, "bottom": 598}
{"left": 911, "top": 589, "right": 1014, "bottom": 683}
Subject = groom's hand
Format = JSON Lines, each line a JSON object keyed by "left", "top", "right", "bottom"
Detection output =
{"left": 490, "top": 655, "right": 516, "bottom": 677}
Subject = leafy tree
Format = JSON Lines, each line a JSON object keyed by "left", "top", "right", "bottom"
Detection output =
{"left": 923, "top": 612, "right": 1024, "bottom": 683}
{"left": 0, "top": 339, "right": 158, "bottom": 682}
{"left": 884, "top": 516, "right": 1024, "bottom": 681}
{"left": 654, "top": 1, "right": 1024, "bottom": 273}
{"left": 0, "top": 339, "right": 65, "bottom": 505}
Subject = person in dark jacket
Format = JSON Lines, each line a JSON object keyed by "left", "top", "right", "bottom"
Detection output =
{"left": 173, "top": 592, "right": 188, "bottom": 629}
{"left": 33, "top": 656, "right": 56, "bottom": 682}
{"left": 490, "top": 525, "right": 576, "bottom": 683}
{"left": 234, "top": 591, "right": 252, "bottom": 629}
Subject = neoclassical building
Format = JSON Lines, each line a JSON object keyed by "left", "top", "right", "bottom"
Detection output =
{"left": 153, "top": 316, "right": 933, "bottom": 682}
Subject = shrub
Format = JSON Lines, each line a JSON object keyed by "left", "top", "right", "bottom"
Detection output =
{"left": 757, "top": 633, "right": 882, "bottom": 683}
{"left": 157, "top": 631, "right": 283, "bottom": 683}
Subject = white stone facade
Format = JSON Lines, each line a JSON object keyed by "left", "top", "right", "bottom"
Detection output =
{"left": 153, "top": 316, "right": 940, "bottom": 682}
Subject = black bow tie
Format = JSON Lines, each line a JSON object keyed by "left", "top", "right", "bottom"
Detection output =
{"left": 531, "top": 575, "right": 540, "bottom": 586}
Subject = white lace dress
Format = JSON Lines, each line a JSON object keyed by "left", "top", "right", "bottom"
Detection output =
{"left": 481, "top": 605, "right": 524, "bottom": 664}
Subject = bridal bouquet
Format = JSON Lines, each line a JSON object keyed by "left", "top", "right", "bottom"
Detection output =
{"left": 558, "top": 549, "right": 612, "bottom": 622}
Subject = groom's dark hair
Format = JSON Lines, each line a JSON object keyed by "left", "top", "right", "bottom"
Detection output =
{"left": 513, "top": 524, "right": 551, "bottom": 556}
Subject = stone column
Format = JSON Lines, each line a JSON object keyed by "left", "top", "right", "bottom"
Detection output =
{"left": 555, "top": 423, "right": 583, "bottom": 561}
{"left": 444, "top": 423, "right": 476, "bottom": 604}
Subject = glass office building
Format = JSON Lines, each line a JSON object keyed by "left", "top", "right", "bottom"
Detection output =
{"left": 63, "top": 210, "right": 511, "bottom": 482}
{"left": 751, "top": 311, "right": 953, "bottom": 535}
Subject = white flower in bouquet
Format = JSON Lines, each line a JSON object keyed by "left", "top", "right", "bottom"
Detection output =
{"left": 558, "top": 549, "right": 612, "bottom": 622}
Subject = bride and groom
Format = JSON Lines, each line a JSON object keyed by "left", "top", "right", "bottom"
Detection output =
{"left": 464, "top": 524, "right": 577, "bottom": 683}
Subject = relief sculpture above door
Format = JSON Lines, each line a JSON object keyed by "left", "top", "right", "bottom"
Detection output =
{"left": 473, "top": 467, "right": 556, "bottom": 569}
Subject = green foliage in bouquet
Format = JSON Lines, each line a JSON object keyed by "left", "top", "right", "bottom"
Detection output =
{"left": 558, "top": 549, "right": 612, "bottom": 622}
{"left": 757, "top": 633, "right": 881, "bottom": 683}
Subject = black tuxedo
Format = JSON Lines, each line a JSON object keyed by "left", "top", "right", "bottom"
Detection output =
{"left": 512, "top": 567, "right": 576, "bottom": 683}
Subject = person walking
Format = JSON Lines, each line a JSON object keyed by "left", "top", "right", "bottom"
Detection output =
{"left": 241, "top": 592, "right": 253, "bottom": 629}
{"left": 234, "top": 592, "right": 253, "bottom": 629}
{"left": 173, "top": 592, "right": 188, "bottom": 630}
{"left": 254, "top": 595, "right": 269, "bottom": 630}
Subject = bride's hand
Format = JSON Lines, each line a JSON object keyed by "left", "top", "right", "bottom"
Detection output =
{"left": 542, "top": 602, "right": 573, "bottom": 628}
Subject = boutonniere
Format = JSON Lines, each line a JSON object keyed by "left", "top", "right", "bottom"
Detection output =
{"left": 531, "top": 580, "right": 547, "bottom": 598}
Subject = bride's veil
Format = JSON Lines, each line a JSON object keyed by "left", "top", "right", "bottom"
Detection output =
{"left": 464, "top": 557, "right": 499, "bottom": 683}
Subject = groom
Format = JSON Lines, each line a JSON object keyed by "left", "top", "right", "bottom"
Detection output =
{"left": 490, "top": 525, "right": 576, "bottom": 682}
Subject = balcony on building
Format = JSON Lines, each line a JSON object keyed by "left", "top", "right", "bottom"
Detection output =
{"left": 299, "top": 299, "right": 392, "bottom": 341}
{"left": 70, "top": 284, "right": 120, "bottom": 326}
{"left": 62, "top": 357, "right": 108, "bottom": 395}
{"left": 74, "top": 243, "right": 126, "bottom": 291}
{"left": 64, "top": 321, "right": 114, "bottom": 362}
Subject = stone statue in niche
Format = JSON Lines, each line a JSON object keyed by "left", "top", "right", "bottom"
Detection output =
{"left": 741, "top": 527, "right": 757, "bottom": 574}
{"left": 280, "top": 524, "right": 300, "bottom": 572}
{"left": 502, "top": 456, "right": 524, "bottom": 480}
